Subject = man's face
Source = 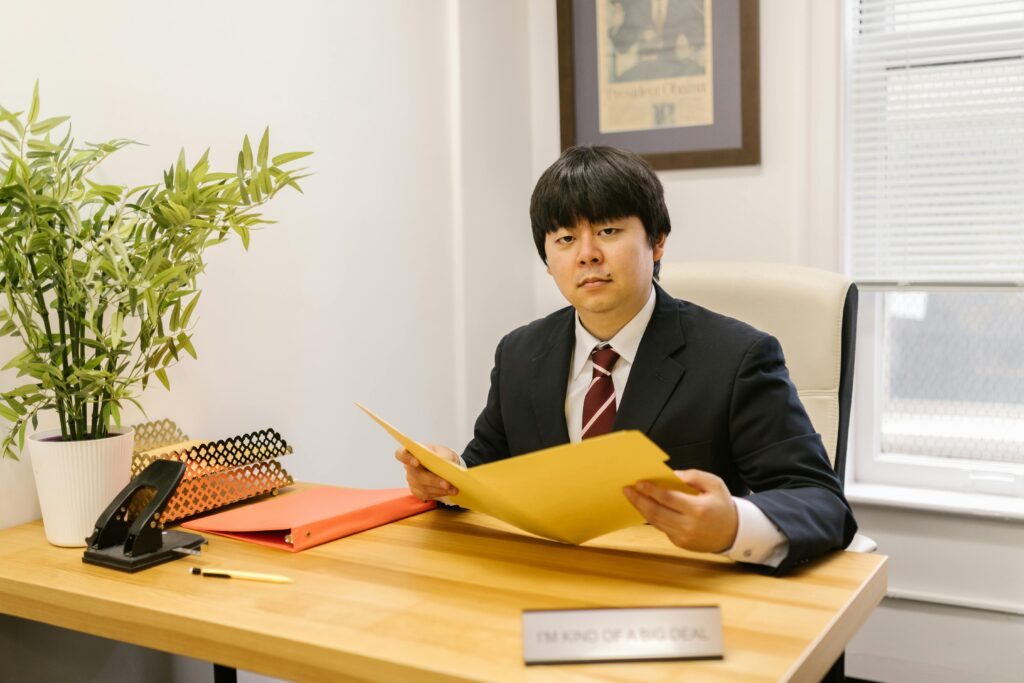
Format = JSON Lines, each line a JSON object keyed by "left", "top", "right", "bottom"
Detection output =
{"left": 544, "top": 216, "right": 666, "bottom": 339}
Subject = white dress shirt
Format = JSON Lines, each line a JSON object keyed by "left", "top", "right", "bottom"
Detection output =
{"left": 566, "top": 286, "right": 790, "bottom": 568}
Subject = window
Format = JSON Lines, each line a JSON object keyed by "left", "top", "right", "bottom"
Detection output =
{"left": 845, "top": 0, "right": 1024, "bottom": 500}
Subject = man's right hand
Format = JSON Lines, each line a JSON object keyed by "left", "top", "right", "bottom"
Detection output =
{"left": 395, "top": 444, "right": 461, "bottom": 501}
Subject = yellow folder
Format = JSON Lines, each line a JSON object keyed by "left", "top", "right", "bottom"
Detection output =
{"left": 357, "top": 403, "right": 694, "bottom": 544}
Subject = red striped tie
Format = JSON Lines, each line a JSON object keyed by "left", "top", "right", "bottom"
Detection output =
{"left": 581, "top": 345, "right": 620, "bottom": 439}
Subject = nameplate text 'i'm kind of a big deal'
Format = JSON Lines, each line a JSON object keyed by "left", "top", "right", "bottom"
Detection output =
{"left": 521, "top": 606, "right": 724, "bottom": 665}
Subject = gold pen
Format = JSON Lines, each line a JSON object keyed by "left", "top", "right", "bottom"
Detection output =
{"left": 189, "top": 567, "right": 293, "bottom": 584}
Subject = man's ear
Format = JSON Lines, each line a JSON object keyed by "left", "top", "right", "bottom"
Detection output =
{"left": 652, "top": 233, "right": 668, "bottom": 262}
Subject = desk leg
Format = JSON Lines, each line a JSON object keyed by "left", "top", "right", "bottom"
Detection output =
{"left": 213, "top": 663, "right": 238, "bottom": 683}
{"left": 820, "top": 653, "right": 844, "bottom": 683}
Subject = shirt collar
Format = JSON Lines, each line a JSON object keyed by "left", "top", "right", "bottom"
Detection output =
{"left": 571, "top": 285, "right": 657, "bottom": 380}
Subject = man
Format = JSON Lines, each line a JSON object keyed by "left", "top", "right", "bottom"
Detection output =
{"left": 396, "top": 145, "right": 856, "bottom": 574}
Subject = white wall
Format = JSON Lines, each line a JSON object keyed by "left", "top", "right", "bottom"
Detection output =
{"left": 454, "top": 1, "right": 538, "bottom": 435}
{"left": 0, "top": 1, "right": 534, "bottom": 681}
{"left": 845, "top": 506, "right": 1024, "bottom": 683}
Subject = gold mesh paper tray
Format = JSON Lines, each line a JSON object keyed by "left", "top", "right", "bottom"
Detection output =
{"left": 131, "top": 419, "right": 294, "bottom": 524}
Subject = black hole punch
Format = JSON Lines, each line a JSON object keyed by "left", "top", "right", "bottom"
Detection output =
{"left": 82, "top": 459, "right": 207, "bottom": 573}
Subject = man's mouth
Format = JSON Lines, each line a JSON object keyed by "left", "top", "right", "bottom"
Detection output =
{"left": 579, "top": 276, "right": 611, "bottom": 288}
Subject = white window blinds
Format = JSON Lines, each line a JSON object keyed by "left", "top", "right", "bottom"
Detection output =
{"left": 846, "top": 0, "right": 1024, "bottom": 285}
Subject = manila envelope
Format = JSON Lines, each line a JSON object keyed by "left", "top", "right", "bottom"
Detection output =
{"left": 357, "top": 403, "right": 694, "bottom": 544}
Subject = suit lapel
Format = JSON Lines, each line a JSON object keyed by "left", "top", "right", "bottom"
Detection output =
{"left": 614, "top": 284, "right": 687, "bottom": 435}
{"left": 530, "top": 312, "right": 573, "bottom": 448}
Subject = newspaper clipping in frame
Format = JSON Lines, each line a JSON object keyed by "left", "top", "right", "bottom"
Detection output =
{"left": 597, "top": 0, "right": 714, "bottom": 134}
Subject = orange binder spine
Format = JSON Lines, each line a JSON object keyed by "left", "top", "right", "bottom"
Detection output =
{"left": 291, "top": 495, "right": 433, "bottom": 551}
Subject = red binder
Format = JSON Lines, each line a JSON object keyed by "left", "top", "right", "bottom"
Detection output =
{"left": 181, "top": 486, "right": 435, "bottom": 552}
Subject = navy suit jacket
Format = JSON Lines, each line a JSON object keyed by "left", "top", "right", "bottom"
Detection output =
{"left": 461, "top": 284, "right": 857, "bottom": 574}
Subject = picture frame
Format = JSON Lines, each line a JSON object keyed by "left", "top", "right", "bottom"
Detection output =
{"left": 556, "top": 0, "right": 760, "bottom": 171}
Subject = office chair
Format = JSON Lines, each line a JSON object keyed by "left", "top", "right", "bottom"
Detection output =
{"left": 658, "top": 261, "right": 876, "bottom": 553}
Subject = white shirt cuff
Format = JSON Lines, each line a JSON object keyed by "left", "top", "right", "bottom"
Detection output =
{"left": 721, "top": 496, "right": 790, "bottom": 568}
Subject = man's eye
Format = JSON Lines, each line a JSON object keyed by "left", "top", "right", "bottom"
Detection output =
{"left": 599, "top": 228, "right": 619, "bottom": 236}
{"left": 556, "top": 235, "right": 575, "bottom": 244}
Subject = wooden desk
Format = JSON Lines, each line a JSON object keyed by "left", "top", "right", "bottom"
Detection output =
{"left": 0, "top": 496, "right": 886, "bottom": 682}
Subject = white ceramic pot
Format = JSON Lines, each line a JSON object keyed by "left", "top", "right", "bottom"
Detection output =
{"left": 29, "top": 428, "right": 134, "bottom": 547}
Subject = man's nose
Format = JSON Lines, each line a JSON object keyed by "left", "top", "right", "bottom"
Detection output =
{"left": 577, "top": 234, "right": 602, "bottom": 265}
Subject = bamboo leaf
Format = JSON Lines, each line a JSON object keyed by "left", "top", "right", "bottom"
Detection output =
{"left": 180, "top": 292, "right": 201, "bottom": 328}
{"left": 176, "top": 148, "right": 187, "bottom": 191}
{"left": 6, "top": 109, "right": 24, "bottom": 137}
{"left": 111, "top": 309, "right": 124, "bottom": 346}
{"left": 85, "top": 180, "right": 124, "bottom": 203}
{"left": 144, "top": 289, "right": 159, "bottom": 327}
{"left": 271, "top": 151, "right": 312, "bottom": 166}
{"left": 78, "top": 339, "right": 108, "bottom": 352}
{"left": 151, "top": 263, "right": 188, "bottom": 290}
{"left": 26, "top": 138, "right": 58, "bottom": 152}
{"left": 170, "top": 300, "right": 181, "bottom": 330}
{"left": 154, "top": 367, "right": 170, "bottom": 390}
{"left": 0, "top": 108, "right": 23, "bottom": 125}
{"left": 166, "top": 339, "right": 179, "bottom": 362}
{"left": 202, "top": 172, "right": 236, "bottom": 182}
{"left": 257, "top": 126, "right": 269, "bottom": 168}
{"left": 5, "top": 385, "right": 40, "bottom": 397}
{"left": 2, "top": 348, "right": 34, "bottom": 372}
{"left": 0, "top": 404, "right": 18, "bottom": 422}
{"left": 236, "top": 151, "right": 250, "bottom": 204}
{"left": 5, "top": 394, "right": 26, "bottom": 416}
{"left": 5, "top": 396, "right": 26, "bottom": 416}
{"left": 242, "top": 135, "right": 253, "bottom": 171}
{"left": 186, "top": 218, "right": 219, "bottom": 230}
{"left": 28, "top": 81, "right": 40, "bottom": 125}
{"left": 177, "top": 333, "right": 197, "bottom": 359}
{"left": 23, "top": 363, "right": 63, "bottom": 380}
{"left": 269, "top": 167, "right": 307, "bottom": 194}
{"left": 232, "top": 222, "right": 250, "bottom": 250}
{"left": 248, "top": 177, "right": 262, "bottom": 203}
{"left": 29, "top": 116, "right": 70, "bottom": 135}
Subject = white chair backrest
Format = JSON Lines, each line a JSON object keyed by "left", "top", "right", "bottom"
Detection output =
{"left": 657, "top": 262, "right": 852, "bottom": 468}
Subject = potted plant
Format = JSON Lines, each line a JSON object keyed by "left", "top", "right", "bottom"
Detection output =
{"left": 0, "top": 83, "right": 310, "bottom": 545}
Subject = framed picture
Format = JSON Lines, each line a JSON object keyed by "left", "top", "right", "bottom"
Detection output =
{"left": 557, "top": 0, "right": 760, "bottom": 170}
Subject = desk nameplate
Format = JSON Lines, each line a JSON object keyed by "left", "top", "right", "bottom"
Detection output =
{"left": 522, "top": 605, "right": 724, "bottom": 665}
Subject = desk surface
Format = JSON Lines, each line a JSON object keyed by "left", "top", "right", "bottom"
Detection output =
{"left": 0, "top": 490, "right": 886, "bottom": 683}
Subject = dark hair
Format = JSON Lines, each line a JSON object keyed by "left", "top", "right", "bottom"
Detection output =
{"left": 529, "top": 145, "right": 671, "bottom": 278}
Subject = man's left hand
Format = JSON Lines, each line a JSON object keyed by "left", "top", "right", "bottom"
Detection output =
{"left": 623, "top": 469, "right": 739, "bottom": 554}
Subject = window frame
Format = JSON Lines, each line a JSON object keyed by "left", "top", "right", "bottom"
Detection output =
{"left": 849, "top": 287, "right": 1024, "bottom": 503}
{"left": 841, "top": 0, "right": 1024, "bottom": 511}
